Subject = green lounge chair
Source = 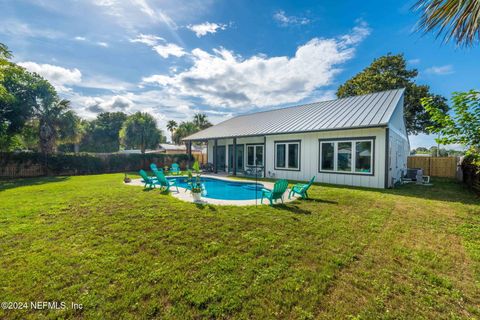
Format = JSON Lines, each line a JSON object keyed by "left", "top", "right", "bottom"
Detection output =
{"left": 289, "top": 176, "right": 315, "bottom": 199}
{"left": 155, "top": 170, "right": 179, "bottom": 193}
{"left": 139, "top": 169, "right": 158, "bottom": 189}
{"left": 261, "top": 179, "right": 289, "bottom": 206}
{"left": 170, "top": 163, "right": 181, "bottom": 175}
{"left": 150, "top": 163, "right": 163, "bottom": 173}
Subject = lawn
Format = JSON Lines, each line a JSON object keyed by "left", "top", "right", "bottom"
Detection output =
{"left": 0, "top": 173, "right": 479, "bottom": 319}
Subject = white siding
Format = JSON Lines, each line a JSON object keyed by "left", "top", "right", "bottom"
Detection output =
{"left": 265, "top": 128, "right": 387, "bottom": 189}
{"left": 386, "top": 96, "right": 409, "bottom": 187}
{"left": 207, "top": 128, "right": 390, "bottom": 189}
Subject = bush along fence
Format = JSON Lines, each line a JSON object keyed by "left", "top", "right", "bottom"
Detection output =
{"left": 0, "top": 152, "right": 192, "bottom": 178}
{"left": 462, "top": 156, "right": 480, "bottom": 196}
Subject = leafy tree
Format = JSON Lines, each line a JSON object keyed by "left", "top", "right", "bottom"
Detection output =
{"left": 120, "top": 112, "right": 162, "bottom": 154}
{"left": 58, "top": 110, "right": 87, "bottom": 153}
{"left": 172, "top": 121, "right": 199, "bottom": 145}
{"left": 413, "top": 0, "right": 480, "bottom": 47}
{"left": 0, "top": 43, "right": 56, "bottom": 150}
{"left": 81, "top": 112, "right": 127, "bottom": 152}
{"left": 337, "top": 53, "right": 449, "bottom": 135}
{"left": 166, "top": 120, "right": 177, "bottom": 143}
{"left": 36, "top": 98, "right": 71, "bottom": 154}
{"left": 193, "top": 113, "right": 212, "bottom": 130}
{"left": 423, "top": 90, "right": 480, "bottom": 165}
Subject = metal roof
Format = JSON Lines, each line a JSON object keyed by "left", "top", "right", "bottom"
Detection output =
{"left": 184, "top": 89, "right": 404, "bottom": 141}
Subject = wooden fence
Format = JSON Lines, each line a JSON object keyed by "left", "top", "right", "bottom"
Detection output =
{"left": 407, "top": 156, "right": 459, "bottom": 178}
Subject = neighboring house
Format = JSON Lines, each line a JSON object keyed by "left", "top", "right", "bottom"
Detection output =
{"left": 159, "top": 144, "right": 187, "bottom": 154}
{"left": 183, "top": 89, "right": 409, "bottom": 188}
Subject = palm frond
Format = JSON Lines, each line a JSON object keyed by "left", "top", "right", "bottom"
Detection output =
{"left": 413, "top": 0, "right": 480, "bottom": 46}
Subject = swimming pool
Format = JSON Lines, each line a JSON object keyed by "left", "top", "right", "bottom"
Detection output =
{"left": 167, "top": 176, "right": 264, "bottom": 200}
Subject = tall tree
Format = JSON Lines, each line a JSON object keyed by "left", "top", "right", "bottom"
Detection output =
{"left": 37, "top": 98, "right": 71, "bottom": 154}
{"left": 413, "top": 0, "right": 480, "bottom": 47}
{"left": 0, "top": 43, "right": 55, "bottom": 150}
{"left": 120, "top": 112, "right": 162, "bottom": 154}
{"left": 58, "top": 110, "right": 87, "bottom": 153}
{"left": 423, "top": 90, "right": 480, "bottom": 166}
{"left": 193, "top": 113, "right": 212, "bottom": 129}
{"left": 166, "top": 120, "right": 177, "bottom": 143}
{"left": 81, "top": 112, "right": 127, "bottom": 152}
{"left": 337, "top": 53, "right": 449, "bottom": 135}
{"left": 172, "top": 121, "right": 199, "bottom": 145}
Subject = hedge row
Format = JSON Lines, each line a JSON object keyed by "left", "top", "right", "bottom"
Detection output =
{"left": 462, "top": 156, "right": 480, "bottom": 195}
{"left": 0, "top": 152, "right": 191, "bottom": 177}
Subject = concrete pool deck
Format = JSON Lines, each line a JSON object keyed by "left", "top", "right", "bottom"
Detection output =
{"left": 126, "top": 174, "right": 299, "bottom": 206}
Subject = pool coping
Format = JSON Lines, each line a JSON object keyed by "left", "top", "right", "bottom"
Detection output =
{"left": 125, "top": 174, "right": 299, "bottom": 206}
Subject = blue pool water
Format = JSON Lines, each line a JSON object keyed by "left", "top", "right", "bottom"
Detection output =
{"left": 167, "top": 177, "right": 264, "bottom": 200}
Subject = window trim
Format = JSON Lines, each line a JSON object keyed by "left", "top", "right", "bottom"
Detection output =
{"left": 274, "top": 140, "right": 301, "bottom": 171}
{"left": 245, "top": 143, "right": 264, "bottom": 167}
{"left": 318, "top": 137, "right": 375, "bottom": 176}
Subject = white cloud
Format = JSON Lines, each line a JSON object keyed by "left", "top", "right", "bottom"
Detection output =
{"left": 18, "top": 61, "right": 132, "bottom": 93}
{"left": 408, "top": 58, "right": 421, "bottom": 65}
{"left": 74, "top": 36, "right": 87, "bottom": 41}
{"left": 273, "top": 10, "right": 310, "bottom": 26}
{"left": 142, "top": 21, "right": 370, "bottom": 110}
{"left": 187, "top": 22, "right": 227, "bottom": 37}
{"left": 130, "top": 33, "right": 186, "bottom": 58}
{"left": 425, "top": 65, "right": 454, "bottom": 75}
{"left": 129, "top": 33, "right": 164, "bottom": 46}
{"left": 97, "top": 41, "right": 109, "bottom": 47}
{"left": 0, "top": 19, "right": 62, "bottom": 39}
{"left": 18, "top": 61, "right": 82, "bottom": 93}
{"left": 153, "top": 43, "right": 186, "bottom": 58}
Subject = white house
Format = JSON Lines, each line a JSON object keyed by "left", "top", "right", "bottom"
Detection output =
{"left": 183, "top": 89, "right": 409, "bottom": 188}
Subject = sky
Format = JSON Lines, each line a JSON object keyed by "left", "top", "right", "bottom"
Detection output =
{"left": 0, "top": 0, "right": 478, "bottom": 148}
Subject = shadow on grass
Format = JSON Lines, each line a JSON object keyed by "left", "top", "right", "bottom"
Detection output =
{"left": 0, "top": 176, "right": 70, "bottom": 192}
{"left": 195, "top": 203, "right": 218, "bottom": 211}
{"left": 272, "top": 203, "right": 312, "bottom": 215}
{"left": 302, "top": 198, "right": 338, "bottom": 205}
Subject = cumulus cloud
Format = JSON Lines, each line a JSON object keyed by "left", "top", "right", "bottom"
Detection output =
{"left": 18, "top": 61, "right": 132, "bottom": 93}
{"left": 74, "top": 36, "right": 87, "bottom": 41}
{"left": 273, "top": 10, "right": 310, "bottom": 26}
{"left": 97, "top": 41, "right": 109, "bottom": 47}
{"left": 142, "top": 21, "right": 371, "bottom": 110}
{"left": 18, "top": 61, "right": 82, "bottom": 93}
{"left": 425, "top": 65, "right": 454, "bottom": 75}
{"left": 187, "top": 22, "right": 227, "bottom": 37}
{"left": 130, "top": 33, "right": 186, "bottom": 58}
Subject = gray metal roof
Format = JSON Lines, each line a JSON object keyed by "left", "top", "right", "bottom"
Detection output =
{"left": 184, "top": 89, "right": 404, "bottom": 141}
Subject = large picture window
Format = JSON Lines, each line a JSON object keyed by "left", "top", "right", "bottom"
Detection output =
{"left": 319, "top": 138, "right": 374, "bottom": 175}
{"left": 247, "top": 144, "right": 264, "bottom": 166}
{"left": 275, "top": 141, "right": 300, "bottom": 170}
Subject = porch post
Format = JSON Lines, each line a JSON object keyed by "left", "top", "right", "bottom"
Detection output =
{"left": 187, "top": 140, "right": 192, "bottom": 169}
{"left": 233, "top": 137, "right": 237, "bottom": 176}
{"left": 263, "top": 136, "right": 267, "bottom": 178}
{"left": 214, "top": 138, "right": 218, "bottom": 174}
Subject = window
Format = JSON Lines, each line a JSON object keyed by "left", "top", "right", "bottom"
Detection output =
{"left": 275, "top": 141, "right": 300, "bottom": 170}
{"left": 320, "top": 142, "right": 334, "bottom": 170}
{"left": 247, "top": 144, "right": 264, "bottom": 166}
{"left": 337, "top": 142, "right": 352, "bottom": 172}
{"left": 319, "top": 138, "right": 374, "bottom": 175}
{"left": 355, "top": 141, "right": 372, "bottom": 173}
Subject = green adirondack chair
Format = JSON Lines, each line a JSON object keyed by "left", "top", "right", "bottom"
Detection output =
{"left": 261, "top": 179, "right": 289, "bottom": 206}
{"left": 155, "top": 170, "right": 179, "bottom": 192}
{"left": 149, "top": 163, "right": 162, "bottom": 179}
{"left": 289, "top": 176, "right": 315, "bottom": 199}
{"left": 139, "top": 169, "right": 158, "bottom": 189}
{"left": 170, "top": 163, "right": 181, "bottom": 175}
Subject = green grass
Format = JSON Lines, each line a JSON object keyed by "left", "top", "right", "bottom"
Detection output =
{"left": 0, "top": 174, "right": 479, "bottom": 319}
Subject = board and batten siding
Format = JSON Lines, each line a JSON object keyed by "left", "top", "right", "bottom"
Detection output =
{"left": 265, "top": 128, "right": 387, "bottom": 189}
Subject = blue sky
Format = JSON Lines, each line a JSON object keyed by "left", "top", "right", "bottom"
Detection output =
{"left": 0, "top": 0, "right": 478, "bottom": 148}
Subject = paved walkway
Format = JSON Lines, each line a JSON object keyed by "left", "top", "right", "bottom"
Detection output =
{"left": 126, "top": 174, "right": 298, "bottom": 206}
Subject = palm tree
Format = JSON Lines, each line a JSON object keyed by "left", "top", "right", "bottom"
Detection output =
{"left": 166, "top": 120, "right": 177, "bottom": 143}
{"left": 173, "top": 121, "right": 199, "bottom": 145}
{"left": 193, "top": 113, "right": 212, "bottom": 129}
{"left": 413, "top": 0, "right": 480, "bottom": 46}
{"left": 58, "top": 110, "right": 87, "bottom": 153}
{"left": 38, "top": 99, "right": 70, "bottom": 154}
